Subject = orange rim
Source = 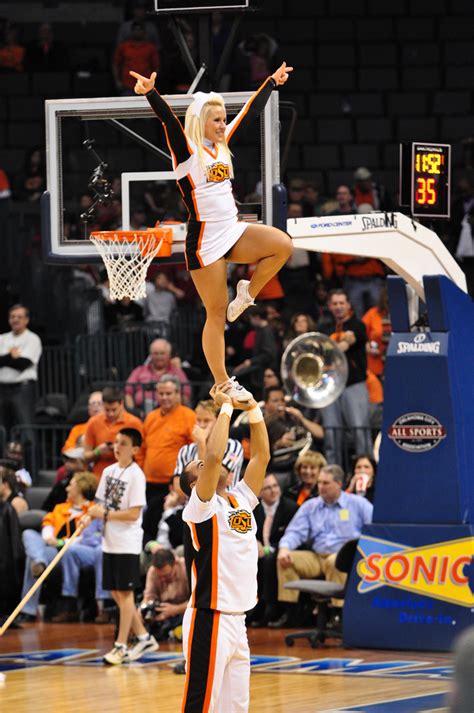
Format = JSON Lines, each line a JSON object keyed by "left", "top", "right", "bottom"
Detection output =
{"left": 90, "top": 229, "right": 165, "bottom": 258}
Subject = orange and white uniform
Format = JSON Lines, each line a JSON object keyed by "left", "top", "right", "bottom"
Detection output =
{"left": 146, "top": 78, "right": 277, "bottom": 271}
{"left": 181, "top": 479, "right": 259, "bottom": 712}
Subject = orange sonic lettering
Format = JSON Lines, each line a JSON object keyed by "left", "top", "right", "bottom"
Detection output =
{"left": 385, "top": 554, "right": 410, "bottom": 582}
{"left": 411, "top": 556, "right": 437, "bottom": 585}
{"left": 450, "top": 557, "right": 471, "bottom": 585}
{"left": 364, "top": 553, "right": 382, "bottom": 582}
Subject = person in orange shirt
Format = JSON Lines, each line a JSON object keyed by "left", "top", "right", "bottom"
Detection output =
{"left": 362, "top": 287, "right": 391, "bottom": 380}
{"left": 140, "top": 375, "right": 196, "bottom": 510}
{"left": 62, "top": 390, "right": 104, "bottom": 453}
{"left": 83, "top": 385, "right": 143, "bottom": 478}
{"left": 113, "top": 21, "right": 160, "bottom": 95}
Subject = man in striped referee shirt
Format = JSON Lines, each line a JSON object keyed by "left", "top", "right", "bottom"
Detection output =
{"left": 174, "top": 398, "right": 243, "bottom": 488}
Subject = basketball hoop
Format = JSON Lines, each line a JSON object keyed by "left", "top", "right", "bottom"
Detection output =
{"left": 90, "top": 229, "right": 171, "bottom": 300}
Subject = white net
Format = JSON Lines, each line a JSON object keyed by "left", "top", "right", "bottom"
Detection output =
{"left": 90, "top": 231, "right": 163, "bottom": 301}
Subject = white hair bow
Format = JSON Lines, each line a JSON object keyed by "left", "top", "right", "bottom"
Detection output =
{"left": 189, "top": 91, "right": 224, "bottom": 118}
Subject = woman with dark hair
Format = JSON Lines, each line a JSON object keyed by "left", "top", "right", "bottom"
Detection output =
{"left": 284, "top": 450, "right": 327, "bottom": 506}
{"left": 0, "top": 460, "right": 28, "bottom": 514}
{"left": 345, "top": 453, "right": 377, "bottom": 503}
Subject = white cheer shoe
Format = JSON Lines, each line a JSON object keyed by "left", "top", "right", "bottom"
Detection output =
{"left": 226, "top": 280, "right": 255, "bottom": 322}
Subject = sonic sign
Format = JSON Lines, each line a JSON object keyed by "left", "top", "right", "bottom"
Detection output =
{"left": 357, "top": 536, "right": 474, "bottom": 608}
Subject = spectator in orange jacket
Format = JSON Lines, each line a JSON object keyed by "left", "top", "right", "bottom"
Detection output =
{"left": 62, "top": 390, "right": 104, "bottom": 454}
{"left": 17, "top": 471, "right": 97, "bottom": 622}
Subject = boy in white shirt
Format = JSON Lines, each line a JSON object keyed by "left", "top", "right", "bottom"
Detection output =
{"left": 86, "top": 427, "right": 159, "bottom": 665}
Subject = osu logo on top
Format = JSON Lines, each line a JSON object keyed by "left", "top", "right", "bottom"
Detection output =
{"left": 228, "top": 510, "right": 252, "bottom": 533}
{"left": 206, "top": 162, "right": 230, "bottom": 183}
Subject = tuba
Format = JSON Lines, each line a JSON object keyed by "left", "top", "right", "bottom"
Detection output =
{"left": 281, "top": 332, "right": 348, "bottom": 409}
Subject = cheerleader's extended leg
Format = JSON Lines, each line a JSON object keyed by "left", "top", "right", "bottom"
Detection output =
{"left": 190, "top": 258, "right": 252, "bottom": 401}
{"left": 225, "top": 224, "right": 293, "bottom": 322}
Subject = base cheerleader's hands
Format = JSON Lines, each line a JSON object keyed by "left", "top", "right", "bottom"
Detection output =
{"left": 129, "top": 70, "right": 157, "bottom": 95}
{"left": 271, "top": 61, "right": 294, "bottom": 86}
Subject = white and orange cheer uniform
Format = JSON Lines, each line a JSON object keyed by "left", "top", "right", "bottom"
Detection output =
{"left": 181, "top": 479, "right": 259, "bottom": 713}
{"left": 146, "top": 78, "right": 277, "bottom": 271}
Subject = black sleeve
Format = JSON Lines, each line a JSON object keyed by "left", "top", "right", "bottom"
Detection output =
{"left": 146, "top": 88, "right": 193, "bottom": 165}
{"left": 226, "top": 77, "right": 277, "bottom": 147}
{"left": 0, "top": 354, "right": 33, "bottom": 372}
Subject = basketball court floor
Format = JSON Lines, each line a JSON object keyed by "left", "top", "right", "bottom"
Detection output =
{"left": 0, "top": 622, "right": 452, "bottom": 712}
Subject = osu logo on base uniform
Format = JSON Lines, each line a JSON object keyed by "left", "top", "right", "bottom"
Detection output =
{"left": 206, "top": 162, "right": 230, "bottom": 183}
{"left": 228, "top": 509, "right": 252, "bottom": 533}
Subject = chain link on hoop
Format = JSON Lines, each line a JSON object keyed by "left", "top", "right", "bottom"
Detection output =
{"left": 90, "top": 230, "right": 164, "bottom": 300}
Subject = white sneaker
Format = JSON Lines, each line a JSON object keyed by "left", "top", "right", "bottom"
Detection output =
{"left": 127, "top": 634, "right": 159, "bottom": 661}
{"left": 227, "top": 280, "right": 255, "bottom": 322}
{"left": 103, "top": 643, "right": 129, "bottom": 665}
{"left": 226, "top": 376, "right": 253, "bottom": 403}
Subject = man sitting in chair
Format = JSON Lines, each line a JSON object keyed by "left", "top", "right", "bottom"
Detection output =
{"left": 271, "top": 464, "right": 373, "bottom": 627}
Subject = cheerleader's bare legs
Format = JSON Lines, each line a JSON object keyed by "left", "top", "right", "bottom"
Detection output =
{"left": 190, "top": 225, "right": 292, "bottom": 399}
{"left": 226, "top": 223, "right": 293, "bottom": 319}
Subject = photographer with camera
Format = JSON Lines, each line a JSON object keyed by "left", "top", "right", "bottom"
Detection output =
{"left": 139, "top": 548, "right": 189, "bottom": 641}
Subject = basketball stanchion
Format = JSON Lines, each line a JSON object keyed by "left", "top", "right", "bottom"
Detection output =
{"left": 0, "top": 523, "right": 86, "bottom": 636}
{"left": 90, "top": 227, "right": 173, "bottom": 300}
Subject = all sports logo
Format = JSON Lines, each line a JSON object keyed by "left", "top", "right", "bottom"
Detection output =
{"left": 357, "top": 535, "right": 474, "bottom": 607}
{"left": 228, "top": 509, "right": 252, "bottom": 533}
{"left": 206, "top": 162, "right": 230, "bottom": 183}
{"left": 388, "top": 412, "right": 446, "bottom": 452}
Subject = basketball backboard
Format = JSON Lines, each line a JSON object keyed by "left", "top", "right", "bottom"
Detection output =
{"left": 41, "top": 90, "right": 280, "bottom": 264}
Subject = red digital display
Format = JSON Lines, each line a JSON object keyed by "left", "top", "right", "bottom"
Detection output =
{"left": 411, "top": 143, "right": 450, "bottom": 218}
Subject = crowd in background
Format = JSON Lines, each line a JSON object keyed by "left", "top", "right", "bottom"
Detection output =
{"left": 1, "top": 2, "right": 474, "bottom": 648}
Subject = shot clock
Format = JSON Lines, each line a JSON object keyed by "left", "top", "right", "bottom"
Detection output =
{"left": 399, "top": 142, "right": 451, "bottom": 219}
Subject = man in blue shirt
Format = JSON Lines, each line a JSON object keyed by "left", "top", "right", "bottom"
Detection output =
{"left": 273, "top": 464, "right": 372, "bottom": 626}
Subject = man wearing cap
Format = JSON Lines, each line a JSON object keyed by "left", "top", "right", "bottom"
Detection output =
{"left": 353, "top": 166, "right": 391, "bottom": 212}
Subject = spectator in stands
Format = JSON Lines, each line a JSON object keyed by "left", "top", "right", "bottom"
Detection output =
{"left": 62, "top": 391, "right": 104, "bottom": 454}
{"left": 144, "top": 473, "right": 188, "bottom": 554}
{"left": 17, "top": 471, "right": 97, "bottom": 622}
{"left": 139, "top": 548, "right": 189, "bottom": 641}
{"left": 232, "top": 305, "right": 279, "bottom": 398}
{"left": 0, "top": 25, "right": 25, "bottom": 72}
{"left": 175, "top": 398, "right": 244, "bottom": 488}
{"left": 3, "top": 440, "right": 32, "bottom": 490}
{"left": 249, "top": 473, "right": 298, "bottom": 627}
{"left": 260, "top": 386, "right": 323, "bottom": 459}
{"left": 345, "top": 453, "right": 377, "bottom": 503}
{"left": 333, "top": 185, "right": 355, "bottom": 215}
{"left": 83, "top": 385, "right": 143, "bottom": 479}
{"left": 284, "top": 450, "right": 327, "bottom": 506}
{"left": 322, "top": 249, "right": 386, "bottom": 318}
{"left": 302, "top": 181, "right": 324, "bottom": 217}
{"left": 43, "top": 448, "right": 88, "bottom": 512}
{"left": 317, "top": 289, "right": 372, "bottom": 464}
{"left": 272, "top": 464, "right": 373, "bottom": 627}
{"left": 0, "top": 460, "right": 28, "bottom": 514}
{"left": 116, "top": 0, "right": 161, "bottom": 49}
{"left": 449, "top": 171, "right": 474, "bottom": 295}
{"left": 352, "top": 167, "right": 392, "bottom": 212}
{"left": 141, "top": 272, "right": 178, "bottom": 325}
{"left": 262, "top": 367, "right": 282, "bottom": 391}
{"left": 51, "top": 518, "right": 109, "bottom": 623}
{"left": 125, "top": 338, "right": 191, "bottom": 412}
{"left": 362, "top": 286, "right": 391, "bottom": 384}
{"left": 166, "top": 20, "right": 198, "bottom": 94}
{"left": 283, "top": 312, "right": 317, "bottom": 348}
{"left": 104, "top": 296, "right": 144, "bottom": 332}
{"left": 140, "top": 374, "right": 196, "bottom": 507}
{"left": 287, "top": 177, "right": 307, "bottom": 208}
{"left": 24, "top": 22, "right": 64, "bottom": 72}
{"left": 113, "top": 21, "right": 160, "bottom": 96}
{"left": 17, "top": 148, "right": 46, "bottom": 203}
{"left": 232, "top": 33, "right": 281, "bottom": 90}
{"left": 0, "top": 304, "right": 42, "bottom": 436}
